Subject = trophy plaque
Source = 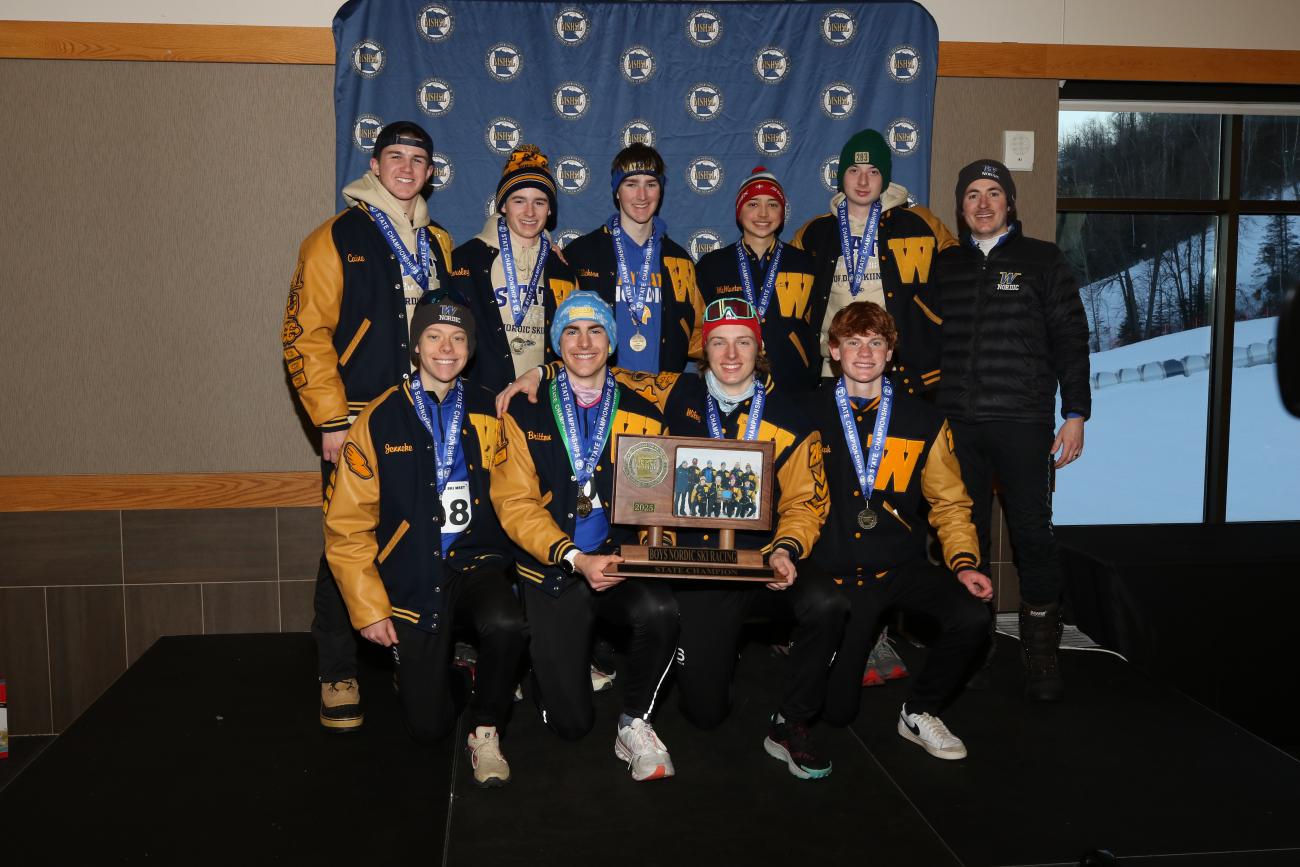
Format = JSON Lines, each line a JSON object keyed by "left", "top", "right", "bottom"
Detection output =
{"left": 608, "top": 434, "right": 776, "bottom": 581}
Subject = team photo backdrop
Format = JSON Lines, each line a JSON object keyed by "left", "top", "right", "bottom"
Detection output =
{"left": 334, "top": 0, "right": 937, "bottom": 257}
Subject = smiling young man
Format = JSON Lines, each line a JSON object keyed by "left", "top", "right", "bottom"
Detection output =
{"left": 563, "top": 144, "right": 704, "bottom": 375}
{"left": 454, "top": 144, "right": 576, "bottom": 393}
{"left": 282, "top": 120, "right": 455, "bottom": 732}
{"left": 808, "top": 301, "right": 992, "bottom": 760}
{"left": 934, "top": 159, "right": 1091, "bottom": 702}
{"left": 695, "top": 168, "right": 820, "bottom": 395}
{"left": 323, "top": 293, "right": 525, "bottom": 785}
{"left": 491, "top": 291, "right": 680, "bottom": 782}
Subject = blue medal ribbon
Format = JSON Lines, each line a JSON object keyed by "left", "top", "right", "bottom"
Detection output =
{"left": 734, "top": 240, "right": 783, "bottom": 318}
{"left": 609, "top": 215, "right": 660, "bottom": 326}
{"left": 833, "top": 376, "right": 893, "bottom": 505}
{"left": 705, "top": 379, "right": 767, "bottom": 442}
{"left": 410, "top": 378, "right": 465, "bottom": 493}
{"left": 368, "top": 205, "right": 431, "bottom": 292}
{"left": 496, "top": 216, "right": 550, "bottom": 327}
{"left": 550, "top": 368, "right": 619, "bottom": 485}
{"left": 835, "top": 199, "right": 881, "bottom": 298}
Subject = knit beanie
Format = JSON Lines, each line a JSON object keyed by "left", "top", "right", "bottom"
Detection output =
{"left": 496, "top": 144, "right": 558, "bottom": 231}
{"left": 837, "top": 129, "right": 891, "bottom": 192}
{"left": 374, "top": 121, "right": 433, "bottom": 158}
{"left": 551, "top": 290, "right": 618, "bottom": 355}
{"left": 702, "top": 297, "right": 763, "bottom": 345}
{"left": 734, "top": 166, "right": 787, "bottom": 224}
{"left": 954, "top": 158, "right": 1017, "bottom": 209}
{"left": 410, "top": 290, "right": 476, "bottom": 356}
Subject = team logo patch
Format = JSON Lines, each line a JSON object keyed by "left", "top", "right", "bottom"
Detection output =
{"left": 820, "top": 82, "right": 856, "bottom": 119}
{"left": 555, "top": 156, "right": 590, "bottom": 194}
{"left": 624, "top": 442, "right": 670, "bottom": 488}
{"left": 556, "top": 229, "right": 581, "bottom": 249}
{"left": 821, "top": 9, "right": 857, "bottom": 45}
{"left": 754, "top": 119, "right": 791, "bottom": 156}
{"left": 429, "top": 153, "right": 454, "bottom": 192}
{"left": 350, "top": 39, "right": 385, "bottom": 78}
{"left": 685, "top": 83, "right": 723, "bottom": 121}
{"left": 485, "top": 43, "right": 522, "bottom": 82}
{"left": 686, "top": 157, "right": 724, "bottom": 195}
{"left": 888, "top": 44, "right": 921, "bottom": 83}
{"left": 996, "top": 271, "right": 1022, "bottom": 292}
{"left": 753, "top": 47, "right": 790, "bottom": 84}
{"left": 553, "top": 82, "right": 590, "bottom": 120}
{"left": 820, "top": 156, "right": 840, "bottom": 192}
{"left": 353, "top": 114, "right": 384, "bottom": 152}
{"left": 485, "top": 117, "right": 522, "bottom": 155}
{"left": 886, "top": 118, "right": 921, "bottom": 156}
{"left": 621, "top": 46, "right": 656, "bottom": 83}
{"left": 621, "top": 119, "right": 656, "bottom": 148}
{"left": 417, "top": 3, "right": 454, "bottom": 42}
{"left": 689, "top": 229, "right": 722, "bottom": 261}
{"left": 418, "top": 78, "right": 453, "bottom": 117}
{"left": 343, "top": 443, "right": 374, "bottom": 480}
{"left": 554, "top": 7, "right": 591, "bottom": 45}
{"left": 686, "top": 9, "right": 722, "bottom": 46}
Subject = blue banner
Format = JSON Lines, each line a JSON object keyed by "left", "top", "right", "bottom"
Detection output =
{"left": 334, "top": 1, "right": 937, "bottom": 259}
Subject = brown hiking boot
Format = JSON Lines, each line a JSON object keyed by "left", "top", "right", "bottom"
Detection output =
{"left": 320, "top": 678, "right": 363, "bottom": 732}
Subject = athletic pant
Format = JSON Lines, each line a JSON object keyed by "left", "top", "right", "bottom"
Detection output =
{"left": 821, "top": 559, "right": 990, "bottom": 724}
{"left": 391, "top": 562, "right": 528, "bottom": 743}
{"left": 674, "top": 571, "right": 849, "bottom": 728}
{"left": 313, "top": 458, "right": 358, "bottom": 681}
{"left": 949, "top": 420, "right": 1065, "bottom": 606}
{"left": 521, "top": 577, "right": 678, "bottom": 741}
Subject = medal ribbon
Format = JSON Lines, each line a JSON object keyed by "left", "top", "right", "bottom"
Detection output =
{"left": 705, "top": 379, "right": 767, "bottom": 442}
{"left": 835, "top": 199, "right": 881, "bottom": 298}
{"left": 496, "top": 216, "right": 550, "bottom": 327}
{"left": 734, "top": 240, "right": 784, "bottom": 318}
{"left": 368, "top": 205, "right": 431, "bottom": 292}
{"left": 834, "top": 376, "right": 893, "bottom": 505}
{"left": 410, "top": 378, "right": 465, "bottom": 493}
{"left": 550, "top": 368, "right": 619, "bottom": 486}
{"left": 609, "top": 215, "right": 660, "bottom": 326}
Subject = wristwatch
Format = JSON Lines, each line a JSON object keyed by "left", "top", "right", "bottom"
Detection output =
{"left": 559, "top": 549, "right": 580, "bottom": 576}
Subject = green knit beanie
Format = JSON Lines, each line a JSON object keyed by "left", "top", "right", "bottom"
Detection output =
{"left": 837, "top": 129, "right": 891, "bottom": 192}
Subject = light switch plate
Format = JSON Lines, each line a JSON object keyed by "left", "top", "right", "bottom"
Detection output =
{"left": 1004, "top": 130, "right": 1034, "bottom": 170}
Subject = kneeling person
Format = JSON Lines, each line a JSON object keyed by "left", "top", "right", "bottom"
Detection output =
{"left": 810, "top": 302, "right": 992, "bottom": 760}
{"left": 325, "top": 293, "right": 526, "bottom": 786}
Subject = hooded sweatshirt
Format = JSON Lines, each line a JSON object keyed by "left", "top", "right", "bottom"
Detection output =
{"left": 342, "top": 172, "right": 441, "bottom": 324}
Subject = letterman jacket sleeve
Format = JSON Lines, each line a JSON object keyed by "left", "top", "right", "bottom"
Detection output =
{"left": 490, "top": 412, "right": 580, "bottom": 567}
{"left": 322, "top": 400, "right": 393, "bottom": 630}
{"left": 922, "top": 420, "right": 980, "bottom": 573}
{"left": 770, "top": 430, "right": 830, "bottom": 560}
{"left": 283, "top": 217, "right": 351, "bottom": 431}
{"left": 909, "top": 204, "right": 958, "bottom": 252}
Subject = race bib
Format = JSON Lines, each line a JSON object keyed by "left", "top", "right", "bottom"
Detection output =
{"left": 440, "top": 480, "right": 472, "bottom": 533}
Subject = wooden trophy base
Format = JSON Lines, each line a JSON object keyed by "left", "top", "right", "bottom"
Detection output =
{"left": 611, "top": 530, "right": 775, "bottom": 582}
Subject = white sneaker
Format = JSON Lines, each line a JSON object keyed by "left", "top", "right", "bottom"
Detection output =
{"left": 897, "top": 706, "right": 968, "bottom": 760}
{"left": 614, "top": 718, "right": 675, "bottom": 781}
{"left": 467, "top": 725, "right": 511, "bottom": 787}
{"left": 590, "top": 664, "right": 617, "bottom": 693}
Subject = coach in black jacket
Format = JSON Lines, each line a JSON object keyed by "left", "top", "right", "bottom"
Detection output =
{"left": 934, "top": 159, "right": 1090, "bottom": 702}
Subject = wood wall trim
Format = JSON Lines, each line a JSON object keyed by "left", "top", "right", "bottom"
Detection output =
{"left": 0, "top": 472, "right": 321, "bottom": 512}
{"left": 3, "top": 20, "right": 1300, "bottom": 84}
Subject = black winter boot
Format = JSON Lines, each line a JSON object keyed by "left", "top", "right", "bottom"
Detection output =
{"left": 1019, "top": 601, "right": 1064, "bottom": 702}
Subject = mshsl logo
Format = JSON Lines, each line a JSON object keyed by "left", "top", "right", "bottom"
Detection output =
{"left": 686, "top": 9, "right": 722, "bottom": 46}
{"left": 754, "top": 120, "right": 791, "bottom": 156}
{"left": 821, "top": 9, "right": 857, "bottom": 45}
{"left": 486, "top": 43, "right": 522, "bottom": 82}
{"left": 417, "top": 4, "right": 454, "bottom": 42}
{"left": 555, "top": 156, "right": 590, "bottom": 194}
{"left": 553, "top": 82, "right": 590, "bottom": 120}
{"left": 686, "top": 157, "right": 724, "bottom": 195}
{"left": 485, "top": 117, "right": 522, "bottom": 155}
{"left": 689, "top": 230, "right": 722, "bottom": 261}
{"left": 353, "top": 114, "right": 383, "bottom": 152}
{"left": 554, "top": 7, "right": 590, "bottom": 45}
{"left": 821, "top": 82, "right": 855, "bottom": 119}
{"left": 820, "top": 156, "right": 840, "bottom": 192}
{"left": 621, "top": 46, "right": 656, "bottom": 83}
{"left": 429, "top": 153, "right": 454, "bottom": 192}
{"left": 418, "top": 78, "right": 453, "bottom": 117}
{"left": 889, "top": 45, "right": 921, "bottom": 83}
{"left": 686, "top": 83, "right": 723, "bottom": 121}
{"left": 351, "top": 39, "right": 385, "bottom": 78}
{"left": 556, "top": 229, "right": 581, "bottom": 249}
{"left": 753, "top": 47, "right": 790, "bottom": 84}
{"left": 621, "top": 119, "right": 656, "bottom": 148}
{"left": 887, "top": 118, "right": 920, "bottom": 156}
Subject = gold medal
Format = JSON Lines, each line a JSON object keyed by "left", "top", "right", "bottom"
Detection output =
{"left": 576, "top": 494, "right": 593, "bottom": 518}
{"left": 628, "top": 331, "right": 648, "bottom": 352}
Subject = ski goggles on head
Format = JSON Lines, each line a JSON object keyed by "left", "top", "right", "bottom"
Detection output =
{"left": 702, "top": 297, "right": 762, "bottom": 342}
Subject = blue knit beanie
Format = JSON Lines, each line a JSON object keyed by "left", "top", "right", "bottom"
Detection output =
{"left": 550, "top": 290, "right": 618, "bottom": 355}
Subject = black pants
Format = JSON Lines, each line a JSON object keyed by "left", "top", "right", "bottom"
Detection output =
{"left": 822, "top": 560, "right": 990, "bottom": 724}
{"left": 674, "top": 571, "right": 849, "bottom": 728}
{"left": 950, "top": 420, "right": 1064, "bottom": 606}
{"left": 313, "top": 459, "right": 357, "bottom": 681}
{"left": 391, "top": 562, "right": 528, "bottom": 743}
{"left": 521, "top": 577, "right": 679, "bottom": 741}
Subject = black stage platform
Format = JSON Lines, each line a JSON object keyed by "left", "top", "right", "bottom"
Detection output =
{"left": 2, "top": 633, "right": 1297, "bottom": 867}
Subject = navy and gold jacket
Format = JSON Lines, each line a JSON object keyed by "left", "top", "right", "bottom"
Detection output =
{"left": 562, "top": 225, "right": 705, "bottom": 372}
{"left": 323, "top": 377, "right": 507, "bottom": 634}
{"left": 282, "top": 204, "right": 454, "bottom": 431}
{"left": 807, "top": 383, "right": 979, "bottom": 584}
{"left": 694, "top": 241, "right": 820, "bottom": 395}
{"left": 491, "top": 378, "right": 666, "bottom": 596}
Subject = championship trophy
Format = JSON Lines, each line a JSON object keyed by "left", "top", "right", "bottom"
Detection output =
{"left": 608, "top": 434, "right": 776, "bottom": 581}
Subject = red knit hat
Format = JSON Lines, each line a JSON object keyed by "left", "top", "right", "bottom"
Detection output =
{"left": 734, "top": 166, "right": 786, "bottom": 223}
{"left": 702, "top": 297, "right": 763, "bottom": 344}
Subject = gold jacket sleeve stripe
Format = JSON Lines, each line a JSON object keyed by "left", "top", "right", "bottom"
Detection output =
{"left": 921, "top": 420, "right": 981, "bottom": 571}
